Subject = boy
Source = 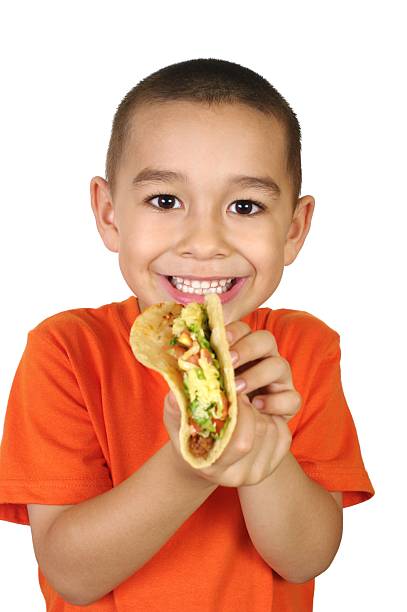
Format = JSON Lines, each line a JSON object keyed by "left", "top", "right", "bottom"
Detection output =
{"left": 0, "top": 58, "right": 374, "bottom": 611}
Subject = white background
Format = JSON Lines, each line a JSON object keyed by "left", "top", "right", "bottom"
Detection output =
{"left": 1, "top": 0, "right": 405, "bottom": 609}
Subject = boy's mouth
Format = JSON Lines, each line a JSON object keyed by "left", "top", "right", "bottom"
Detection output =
{"left": 168, "top": 275, "right": 237, "bottom": 294}
{"left": 159, "top": 275, "right": 246, "bottom": 305}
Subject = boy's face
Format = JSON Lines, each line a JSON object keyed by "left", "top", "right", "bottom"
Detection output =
{"left": 91, "top": 101, "right": 314, "bottom": 324}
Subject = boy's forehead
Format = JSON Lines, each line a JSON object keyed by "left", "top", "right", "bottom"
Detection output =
{"left": 122, "top": 101, "right": 289, "bottom": 191}
{"left": 129, "top": 100, "right": 286, "bottom": 147}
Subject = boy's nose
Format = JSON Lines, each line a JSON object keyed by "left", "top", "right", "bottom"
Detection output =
{"left": 175, "top": 212, "right": 232, "bottom": 259}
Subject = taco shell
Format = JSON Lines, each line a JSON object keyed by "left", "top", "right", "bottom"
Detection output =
{"left": 129, "top": 293, "right": 237, "bottom": 468}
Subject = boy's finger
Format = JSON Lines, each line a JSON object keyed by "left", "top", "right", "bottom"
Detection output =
{"left": 234, "top": 356, "right": 293, "bottom": 397}
{"left": 164, "top": 392, "right": 181, "bottom": 425}
{"left": 229, "top": 330, "right": 280, "bottom": 369}
{"left": 225, "top": 321, "right": 252, "bottom": 345}
{"left": 252, "top": 389, "right": 302, "bottom": 421}
{"left": 168, "top": 390, "right": 178, "bottom": 406}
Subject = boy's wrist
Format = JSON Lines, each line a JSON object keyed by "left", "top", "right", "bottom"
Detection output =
{"left": 165, "top": 440, "right": 218, "bottom": 492}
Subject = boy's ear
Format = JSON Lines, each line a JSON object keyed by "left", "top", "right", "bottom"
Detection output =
{"left": 90, "top": 176, "right": 119, "bottom": 253}
{"left": 284, "top": 195, "right": 315, "bottom": 266}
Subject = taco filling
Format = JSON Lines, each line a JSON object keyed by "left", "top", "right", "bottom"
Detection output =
{"left": 166, "top": 302, "right": 231, "bottom": 459}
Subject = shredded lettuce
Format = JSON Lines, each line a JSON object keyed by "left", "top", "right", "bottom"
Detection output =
{"left": 187, "top": 321, "right": 213, "bottom": 350}
{"left": 183, "top": 376, "right": 190, "bottom": 398}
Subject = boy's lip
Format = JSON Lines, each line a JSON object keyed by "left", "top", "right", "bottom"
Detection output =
{"left": 163, "top": 274, "right": 241, "bottom": 281}
{"left": 157, "top": 274, "right": 248, "bottom": 305}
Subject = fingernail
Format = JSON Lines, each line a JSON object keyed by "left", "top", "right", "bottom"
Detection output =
{"left": 234, "top": 378, "right": 246, "bottom": 392}
{"left": 230, "top": 350, "right": 239, "bottom": 365}
{"left": 253, "top": 398, "right": 264, "bottom": 410}
{"left": 168, "top": 391, "right": 177, "bottom": 405}
{"left": 226, "top": 330, "right": 233, "bottom": 342}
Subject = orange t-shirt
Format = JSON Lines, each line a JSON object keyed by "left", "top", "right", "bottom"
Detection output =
{"left": 0, "top": 296, "right": 374, "bottom": 611}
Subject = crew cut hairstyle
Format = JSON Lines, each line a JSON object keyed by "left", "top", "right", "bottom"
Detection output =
{"left": 105, "top": 58, "right": 302, "bottom": 210}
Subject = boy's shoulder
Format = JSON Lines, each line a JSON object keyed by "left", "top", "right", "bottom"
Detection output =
{"left": 259, "top": 305, "right": 339, "bottom": 334}
{"left": 254, "top": 306, "right": 340, "bottom": 358}
{"left": 27, "top": 296, "right": 136, "bottom": 346}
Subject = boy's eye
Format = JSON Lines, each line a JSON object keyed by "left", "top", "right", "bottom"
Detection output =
{"left": 228, "top": 200, "right": 264, "bottom": 215}
{"left": 148, "top": 194, "right": 182, "bottom": 210}
{"left": 144, "top": 193, "right": 265, "bottom": 216}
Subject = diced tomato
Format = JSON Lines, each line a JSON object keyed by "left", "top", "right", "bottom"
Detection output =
{"left": 177, "top": 331, "right": 193, "bottom": 348}
{"left": 189, "top": 417, "right": 202, "bottom": 433}
{"left": 200, "top": 347, "right": 213, "bottom": 364}
{"left": 213, "top": 418, "right": 225, "bottom": 434}
{"left": 187, "top": 354, "right": 200, "bottom": 365}
{"left": 218, "top": 391, "right": 229, "bottom": 420}
{"left": 166, "top": 344, "right": 187, "bottom": 359}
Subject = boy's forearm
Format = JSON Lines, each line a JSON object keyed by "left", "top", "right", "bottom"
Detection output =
{"left": 237, "top": 451, "right": 343, "bottom": 584}
{"left": 41, "top": 441, "right": 217, "bottom": 606}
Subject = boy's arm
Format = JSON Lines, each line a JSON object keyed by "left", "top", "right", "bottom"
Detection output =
{"left": 238, "top": 450, "right": 343, "bottom": 584}
{"left": 39, "top": 440, "right": 217, "bottom": 606}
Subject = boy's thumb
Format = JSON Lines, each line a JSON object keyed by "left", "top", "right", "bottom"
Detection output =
{"left": 168, "top": 390, "right": 177, "bottom": 406}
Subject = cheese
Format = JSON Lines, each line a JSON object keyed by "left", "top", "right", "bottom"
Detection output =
{"left": 172, "top": 302, "right": 205, "bottom": 337}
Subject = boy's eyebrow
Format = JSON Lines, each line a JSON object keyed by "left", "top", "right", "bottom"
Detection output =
{"left": 131, "top": 167, "right": 281, "bottom": 197}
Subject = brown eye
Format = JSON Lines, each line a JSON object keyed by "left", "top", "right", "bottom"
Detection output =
{"left": 148, "top": 194, "right": 182, "bottom": 210}
{"left": 229, "top": 200, "right": 264, "bottom": 215}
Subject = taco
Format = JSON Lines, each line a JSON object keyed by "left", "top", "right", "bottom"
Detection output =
{"left": 129, "top": 293, "right": 237, "bottom": 468}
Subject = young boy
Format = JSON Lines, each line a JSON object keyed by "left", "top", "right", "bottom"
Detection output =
{"left": 0, "top": 58, "right": 374, "bottom": 611}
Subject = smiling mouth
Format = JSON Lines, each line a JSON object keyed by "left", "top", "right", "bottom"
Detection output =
{"left": 166, "top": 275, "right": 238, "bottom": 295}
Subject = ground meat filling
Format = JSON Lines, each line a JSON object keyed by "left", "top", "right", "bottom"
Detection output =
{"left": 188, "top": 433, "right": 215, "bottom": 458}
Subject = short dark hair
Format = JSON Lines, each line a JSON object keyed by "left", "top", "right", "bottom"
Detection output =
{"left": 105, "top": 58, "right": 302, "bottom": 210}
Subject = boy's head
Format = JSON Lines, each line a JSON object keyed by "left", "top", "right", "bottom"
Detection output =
{"left": 91, "top": 58, "right": 314, "bottom": 323}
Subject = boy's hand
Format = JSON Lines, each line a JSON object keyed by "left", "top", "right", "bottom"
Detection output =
{"left": 225, "top": 321, "right": 301, "bottom": 423}
{"left": 163, "top": 322, "right": 301, "bottom": 487}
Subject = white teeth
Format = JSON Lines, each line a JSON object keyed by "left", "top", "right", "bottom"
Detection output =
{"left": 170, "top": 276, "right": 234, "bottom": 295}
{"left": 171, "top": 276, "right": 232, "bottom": 288}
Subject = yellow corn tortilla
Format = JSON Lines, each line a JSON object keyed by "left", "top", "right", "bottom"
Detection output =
{"left": 129, "top": 293, "right": 238, "bottom": 468}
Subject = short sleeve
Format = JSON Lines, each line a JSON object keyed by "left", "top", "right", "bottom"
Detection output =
{"left": 290, "top": 332, "right": 375, "bottom": 508}
{"left": 0, "top": 327, "right": 113, "bottom": 525}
